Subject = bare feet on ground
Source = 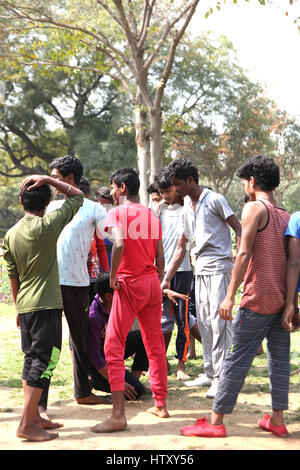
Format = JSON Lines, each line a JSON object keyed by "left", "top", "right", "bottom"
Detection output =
{"left": 186, "top": 353, "right": 196, "bottom": 360}
{"left": 16, "top": 423, "right": 59, "bottom": 442}
{"left": 148, "top": 406, "right": 169, "bottom": 419}
{"left": 76, "top": 393, "right": 112, "bottom": 405}
{"left": 37, "top": 406, "right": 63, "bottom": 429}
{"left": 176, "top": 369, "right": 190, "bottom": 380}
{"left": 91, "top": 416, "right": 127, "bottom": 433}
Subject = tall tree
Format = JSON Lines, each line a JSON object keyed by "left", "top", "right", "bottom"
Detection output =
{"left": 0, "top": 0, "right": 200, "bottom": 203}
{"left": 0, "top": 61, "right": 136, "bottom": 180}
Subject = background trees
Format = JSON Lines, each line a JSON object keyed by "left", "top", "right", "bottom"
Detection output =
{"left": 0, "top": 0, "right": 299, "bottom": 235}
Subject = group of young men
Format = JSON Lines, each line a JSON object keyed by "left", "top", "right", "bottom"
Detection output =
{"left": 2, "top": 153, "right": 300, "bottom": 442}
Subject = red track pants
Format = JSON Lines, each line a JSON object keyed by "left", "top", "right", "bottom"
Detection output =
{"left": 104, "top": 273, "right": 167, "bottom": 407}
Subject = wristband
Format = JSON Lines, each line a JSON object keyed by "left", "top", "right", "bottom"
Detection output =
{"left": 294, "top": 308, "right": 299, "bottom": 314}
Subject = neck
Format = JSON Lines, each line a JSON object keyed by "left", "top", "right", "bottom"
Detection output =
{"left": 24, "top": 209, "right": 45, "bottom": 217}
{"left": 256, "top": 191, "right": 276, "bottom": 205}
{"left": 120, "top": 195, "right": 138, "bottom": 205}
{"left": 189, "top": 184, "right": 203, "bottom": 203}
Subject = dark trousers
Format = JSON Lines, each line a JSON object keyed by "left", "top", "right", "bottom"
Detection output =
{"left": 90, "top": 329, "right": 149, "bottom": 399}
{"left": 20, "top": 309, "right": 62, "bottom": 390}
{"left": 161, "top": 270, "right": 193, "bottom": 361}
{"left": 39, "top": 286, "right": 92, "bottom": 407}
{"left": 61, "top": 285, "right": 92, "bottom": 398}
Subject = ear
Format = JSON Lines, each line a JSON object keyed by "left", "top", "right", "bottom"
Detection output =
{"left": 19, "top": 196, "right": 24, "bottom": 207}
{"left": 65, "top": 173, "right": 75, "bottom": 185}
{"left": 120, "top": 182, "right": 128, "bottom": 195}
{"left": 249, "top": 176, "right": 256, "bottom": 187}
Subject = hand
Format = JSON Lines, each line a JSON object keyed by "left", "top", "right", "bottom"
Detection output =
{"left": 21, "top": 175, "right": 49, "bottom": 191}
{"left": 16, "top": 314, "right": 20, "bottom": 329}
{"left": 282, "top": 303, "right": 300, "bottom": 332}
{"left": 124, "top": 382, "right": 137, "bottom": 401}
{"left": 219, "top": 297, "right": 235, "bottom": 321}
{"left": 110, "top": 274, "right": 120, "bottom": 290}
{"left": 161, "top": 279, "right": 170, "bottom": 291}
{"left": 163, "top": 289, "right": 190, "bottom": 306}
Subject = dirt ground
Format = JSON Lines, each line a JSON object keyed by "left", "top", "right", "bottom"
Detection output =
{"left": 1, "top": 385, "right": 300, "bottom": 451}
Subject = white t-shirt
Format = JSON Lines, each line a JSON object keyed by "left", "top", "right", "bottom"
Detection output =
{"left": 46, "top": 198, "right": 107, "bottom": 286}
{"left": 159, "top": 204, "right": 191, "bottom": 272}
{"left": 178, "top": 189, "right": 234, "bottom": 275}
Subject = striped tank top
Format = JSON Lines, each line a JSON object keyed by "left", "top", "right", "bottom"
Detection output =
{"left": 240, "top": 200, "right": 290, "bottom": 314}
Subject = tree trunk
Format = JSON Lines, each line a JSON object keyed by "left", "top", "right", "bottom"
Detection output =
{"left": 134, "top": 93, "right": 150, "bottom": 206}
{"left": 149, "top": 105, "right": 163, "bottom": 184}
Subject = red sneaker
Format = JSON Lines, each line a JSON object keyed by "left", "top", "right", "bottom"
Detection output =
{"left": 258, "top": 414, "right": 288, "bottom": 438}
{"left": 180, "top": 417, "right": 227, "bottom": 437}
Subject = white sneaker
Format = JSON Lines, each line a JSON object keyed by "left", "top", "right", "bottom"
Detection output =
{"left": 184, "top": 374, "right": 212, "bottom": 387}
{"left": 206, "top": 379, "right": 220, "bottom": 398}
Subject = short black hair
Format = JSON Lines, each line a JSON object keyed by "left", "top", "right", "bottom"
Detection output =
{"left": 79, "top": 177, "right": 90, "bottom": 196}
{"left": 154, "top": 169, "right": 172, "bottom": 190}
{"left": 236, "top": 155, "right": 280, "bottom": 191}
{"left": 49, "top": 155, "right": 83, "bottom": 185}
{"left": 20, "top": 183, "right": 51, "bottom": 211}
{"left": 110, "top": 168, "right": 140, "bottom": 196}
{"left": 147, "top": 182, "right": 160, "bottom": 194}
{"left": 94, "top": 272, "right": 113, "bottom": 298}
{"left": 164, "top": 159, "right": 199, "bottom": 184}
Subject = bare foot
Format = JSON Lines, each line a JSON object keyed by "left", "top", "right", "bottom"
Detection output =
{"left": 17, "top": 423, "right": 59, "bottom": 442}
{"left": 148, "top": 406, "right": 169, "bottom": 418}
{"left": 187, "top": 353, "right": 196, "bottom": 360}
{"left": 91, "top": 416, "right": 127, "bottom": 433}
{"left": 36, "top": 407, "right": 63, "bottom": 429}
{"left": 76, "top": 393, "right": 112, "bottom": 405}
{"left": 176, "top": 369, "right": 190, "bottom": 381}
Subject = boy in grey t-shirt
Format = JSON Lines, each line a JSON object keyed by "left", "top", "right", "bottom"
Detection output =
{"left": 162, "top": 159, "right": 241, "bottom": 398}
{"left": 155, "top": 170, "right": 200, "bottom": 380}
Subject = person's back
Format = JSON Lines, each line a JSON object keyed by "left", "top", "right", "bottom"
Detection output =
{"left": 3, "top": 193, "right": 83, "bottom": 313}
{"left": 2, "top": 174, "right": 84, "bottom": 442}
{"left": 241, "top": 200, "right": 290, "bottom": 314}
{"left": 105, "top": 201, "right": 161, "bottom": 279}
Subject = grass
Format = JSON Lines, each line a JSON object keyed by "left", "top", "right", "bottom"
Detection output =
{"left": 0, "top": 302, "right": 300, "bottom": 414}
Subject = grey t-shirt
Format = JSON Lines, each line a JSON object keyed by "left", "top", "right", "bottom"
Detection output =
{"left": 178, "top": 189, "right": 234, "bottom": 275}
{"left": 159, "top": 204, "right": 191, "bottom": 272}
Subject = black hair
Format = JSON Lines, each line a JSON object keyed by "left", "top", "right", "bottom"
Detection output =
{"left": 94, "top": 272, "right": 114, "bottom": 298}
{"left": 147, "top": 182, "right": 160, "bottom": 194}
{"left": 49, "top": 155, "right": 83, "bottom": 186}
{"left": 110, "top": 168, "right": 140, "bottom": 196}
{"left": 236, "top": 155, "right": 280, "bottom": 191}
{"left": 79, "top": 177, "right": 90, "bottom": 196}
{"left": 154, "top": 169, "right": 172, "bottom": 190}
{"left": 20, "top": 183, "right": 51, "bottom": 212}
{"left": 164, "top": 159, "right": 199, "bottom": 184}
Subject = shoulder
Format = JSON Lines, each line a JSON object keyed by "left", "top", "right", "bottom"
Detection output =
{"left": 286, "top": 211, "right": 300, "bottom": 237}
{"left": 241, "top": 200, "right": 267, "bottom": 221}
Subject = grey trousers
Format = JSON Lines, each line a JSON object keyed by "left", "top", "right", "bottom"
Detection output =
{"left": 213, "top": 307, "right": 290, "bottom": 414}
{"left": 195, "top": 273, "right": 232, "bottom": 380}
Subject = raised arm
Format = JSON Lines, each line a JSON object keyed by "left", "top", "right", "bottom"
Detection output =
{"left": 21, "top": 174, "right": 83, "bottom": 197}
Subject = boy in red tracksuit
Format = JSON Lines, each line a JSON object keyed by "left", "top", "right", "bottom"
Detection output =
{"left": 91, "top": 168, "right": 169, "bottom": 433}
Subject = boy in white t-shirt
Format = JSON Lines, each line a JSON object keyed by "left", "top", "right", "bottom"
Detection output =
{"left": 45, "top": 155, "right": 110, "bottom": 407}
{"left": 155, "top": 170, "right": 200, "bottom": 380}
